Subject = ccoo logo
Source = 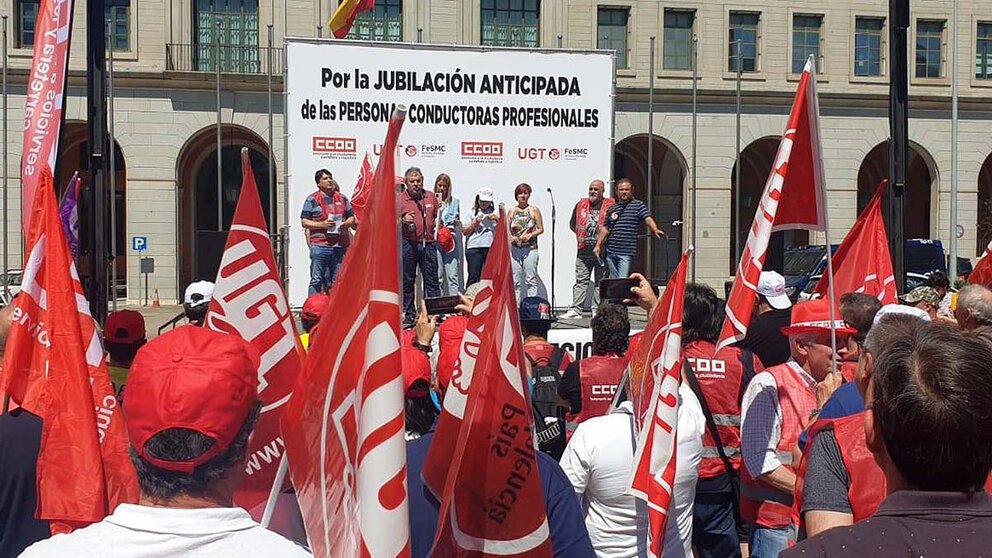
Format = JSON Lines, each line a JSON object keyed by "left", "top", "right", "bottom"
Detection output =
{"left": 313, "top": 136, "right": 357, "bottom": 153}
{"left": 461, "top": 141, "right": 503, "bottom": 157}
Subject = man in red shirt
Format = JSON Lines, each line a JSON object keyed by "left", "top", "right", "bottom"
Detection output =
{"left": 400, "top": 166, "right": 441, "bottom": 327}
{"left": 520, "top": 296, "right": 573, "bottom": 459}
{"left": 681, "top": 284, "right": 763, "bottom": 558}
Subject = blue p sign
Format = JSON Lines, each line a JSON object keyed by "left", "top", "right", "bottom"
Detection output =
{"left": 132, "top": 236, "right": 148, "bottom": 252}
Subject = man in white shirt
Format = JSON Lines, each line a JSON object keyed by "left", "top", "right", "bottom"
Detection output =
{"left": 18, "top": 326, "right": 311, "bottom": 558}
{"left": 739, "top": 300, "right": 851, "bottom": 558}
{"left": 560, "top": 385, "right": 706, "bottom": 558}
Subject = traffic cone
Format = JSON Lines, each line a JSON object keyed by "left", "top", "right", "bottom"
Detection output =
{"left": 153, "top": 289, "right": 161, "bottom": 308}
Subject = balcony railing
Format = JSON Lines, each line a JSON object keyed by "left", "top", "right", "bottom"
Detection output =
{"left": 166, "top": 43, "right": 284, "bottom": 75}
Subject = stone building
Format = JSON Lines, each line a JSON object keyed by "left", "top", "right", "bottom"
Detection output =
{"left": 0, "top": 0, "right": 990, "bottom": 302}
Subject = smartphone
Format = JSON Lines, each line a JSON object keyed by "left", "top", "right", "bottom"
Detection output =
{"left": 425, "top": 295, "right": 462, "bottom": 315}
{"left": 599, "top": 278, "right": 639, "bottom": 303}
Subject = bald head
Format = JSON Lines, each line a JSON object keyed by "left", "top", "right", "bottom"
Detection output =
{"left": 955, "top": 284, "right": 992, "bottom": 331}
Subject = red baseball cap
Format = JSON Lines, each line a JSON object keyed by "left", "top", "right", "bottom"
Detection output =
{"left": 780, "top": 299, "right": 857, "bottom": 337}
{"left": 124, "top": 325, "right": 260, "bottom": 473}
{"left": 402, "top": 330, "right": 432, "bottom": 397}
{"left": 104, "top": 310, "right": 146, "bottom": 345}
{"left": 302, "top": 292, "right": 329, "bottom": 323}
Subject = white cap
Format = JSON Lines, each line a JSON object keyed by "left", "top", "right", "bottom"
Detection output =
{"left": 477, "top": 187, "right": 494, "bottom": 203}
{"left": 184, "top": 280, "right": 215, "bottom": 308}
{"left": 757, "top": 271, "right": 792, "bottom": 310}
{"left": 873, "top": 303, "right": 932, "bottom": 326}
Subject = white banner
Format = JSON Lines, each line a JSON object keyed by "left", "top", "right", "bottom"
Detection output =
{"left": 286, "top": 39, "right": 615, "bottom": 307}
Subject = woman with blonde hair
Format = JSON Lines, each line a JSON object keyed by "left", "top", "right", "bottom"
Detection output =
{"left": 433, "top": 173, "right": 463, "bottom": 295}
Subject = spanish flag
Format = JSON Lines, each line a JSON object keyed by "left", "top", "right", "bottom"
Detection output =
{"left": 329, "top": 0, "right": 376, "bottom": 39}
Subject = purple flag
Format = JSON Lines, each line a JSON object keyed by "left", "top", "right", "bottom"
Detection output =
{"left": 59, "top": 172, "right": 80, "bottom": 259}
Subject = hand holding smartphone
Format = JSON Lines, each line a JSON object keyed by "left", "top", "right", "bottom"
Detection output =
{"left": 424, "top": 295, "right": 463, "bottom": 315}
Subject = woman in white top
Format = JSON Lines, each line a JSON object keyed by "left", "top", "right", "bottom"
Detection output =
{"left": 433, "top": 173, "right": 463, "bottom": 296}
{"left": 507, "top": 183, "right": 544, "bottom": 301}
{"left": 463, "top": 187, "right": 498, "bottom": 287}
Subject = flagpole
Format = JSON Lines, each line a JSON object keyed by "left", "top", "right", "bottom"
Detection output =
{"left": 1, "top": 16, "right": 7, "bottom": 302}
{"left": 260, "top": 454, "right": 289, "bottom": 528}
{"left": 949, "top": 0, "right": 959, "bottom": 281}
{"left": 267, "top": 24, "right": 275, "bottom": 234}
{"left": 691, "top": 34, "right": 698, "bottom": 282}
{"left": 216, "top": 18, "right": 223, "bottom": 233}
{"left": 734, "top": 38, "right": 743, "bottom": 265}
{"left": 647, "top": 36, "right": 655, "bottom": 276}
{"left": 109, "top": 10, "right": 118, "bottom": 311}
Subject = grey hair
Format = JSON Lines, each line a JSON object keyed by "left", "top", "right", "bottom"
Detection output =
{"left": 865, "top": 313, "right": 928, "bottom": 356}
{"left": 957, "top": 284, "right": 992, "bottom": 325}
{"left": 404, "top": 166, "right": 423, "bottom": 178}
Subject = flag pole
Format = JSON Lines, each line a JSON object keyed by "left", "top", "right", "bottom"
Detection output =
{"left": 647, "top": 36, "right": 655, "bottom": 276}
{"left": 267, "top": 24, "right": 275, "bottom": 234}
{"left": 109, "top": 10, "right": 118, "bottom": 311}
{"left": 1, "top": 15, "right": 7, "bottom": 302}
{"left": 691, "top": 34, "right": 698, "bottom": 282}
{"left": 216, "top": 17, "right": 223, "bottom": 233}
{"left": 949, "top": 0, "right": 959, "bottom": 282}
{"left": 734, "top": 38, "right": 743, "bottom": 265}
{"left": 260, "top": 453, "right": 289, "bottom": 528}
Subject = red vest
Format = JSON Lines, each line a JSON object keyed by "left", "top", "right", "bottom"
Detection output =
{"left": 791, "top": 412, "right": 886, "bottom": 537}
{"left": 309, "top": 190, "right": 351, "bottom": 247}
{"left": 575, "top": 197, "right": 615, "bottom": 249}
{"left": 741, "top": 362, "right": 818, "bottom": 529}
{"left": 685, "top": 340, "right": 761, "bottom": 479}
{"left": 566, "top": 354, "right": 626, "bottom": 427}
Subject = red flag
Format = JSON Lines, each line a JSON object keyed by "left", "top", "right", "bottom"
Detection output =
{"left": 351, "top": 149, "right": 375, "bottom": 219}
{"left": 422, "top": 207, "right": 552, "bottom": 558}
{"left": 20, "top": 0, "right": 73, "bottom": 236}
{"left": 1, "top": 167, "right": 138, "bottom": 533}
{"left": 718, "top": 57, "right": 826, "bottom": 349}
{"left": 969, "top": 240, "right": 992, "bottom": 287}
{"left": 813, "top": 181, "right": 897, "bottom": 304}
{"left": 281, "top": 109, "right": 410, "bottom": 558}
{"left": 204, "top": 148, "right": 305, "bottom": 516}
{"left": 627, "top": 249, "right": 691, "bottom": 557}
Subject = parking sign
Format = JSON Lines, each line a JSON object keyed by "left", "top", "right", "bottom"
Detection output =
{"left": 132, "top": 236, "right": 148, "bottom": 252}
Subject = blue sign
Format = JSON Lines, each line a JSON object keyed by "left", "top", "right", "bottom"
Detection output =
{"left": 132, "top": 236, "right": 148, "bottom": 252}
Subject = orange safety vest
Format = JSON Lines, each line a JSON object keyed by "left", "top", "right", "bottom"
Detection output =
{"left": 574, "top": 197, "right": 615, "bottom": 250}
{"left": 741, "top": 362, "right": 818, "bottom": 529}
{"left": 685, "top": 340, "right": 761, "bottom": 479}
{"left": 566, "top": 354, "right": 626, "bottom": 428}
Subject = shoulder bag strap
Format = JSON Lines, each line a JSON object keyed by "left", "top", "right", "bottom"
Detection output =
{"left": 683, "top": 358, "right": 737, "bottom": 480}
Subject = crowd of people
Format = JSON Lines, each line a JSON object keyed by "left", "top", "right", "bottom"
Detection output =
{"left": 4, "top": 177, "right": 992, "bottom": 557}
{"left": 301, "top": 168, "right": 665, "bottom": 326}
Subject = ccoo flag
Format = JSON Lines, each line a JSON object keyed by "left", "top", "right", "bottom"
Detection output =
{"left": 282, "top": 108, "right": 410, "bottom": 558}
{"left": 627, "top": 248, "right": 692, "bottom": 557}
{"left": 718, "top": 56, "right": 827, "bottom": 350}
{"left": 813, "top": 181, "right": 897, "bottom": 304}
{"left": 1, "top": 167, "right": 138, "bottom": 533}
{"left": 205, "top": 148, "right": 305, "bottom": 516}
{"left": 422, "top": 206, "right": 552, "bottom": 558}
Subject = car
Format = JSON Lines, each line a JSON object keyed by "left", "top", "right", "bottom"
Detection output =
{"left": 0, "top": 269, "right": 22, "bottom": 305}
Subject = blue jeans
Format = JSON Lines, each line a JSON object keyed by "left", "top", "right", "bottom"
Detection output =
{"left": 402, "top": 240, "right": 441, "bottom": 324}
{"left": 437, "top": 245, "right": 462, "bottom": 296}
{"left": 606, "top": 253, "right": 633, "bottom": 279}
{"left": 692, "top": 488, "right": 741, "bottom": 558}
{"left": 748, "top": 526, "right": 790, "bottom": 558}
{"left": 309, "top": 244, "right": 347, "bottom": 295}
{"left": 511, "top": 245, "right": 539, "bottom": 302}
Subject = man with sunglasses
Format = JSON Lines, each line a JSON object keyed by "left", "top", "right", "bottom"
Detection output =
{"left": 561, "top": 179, "right": 614, "bottom": 320}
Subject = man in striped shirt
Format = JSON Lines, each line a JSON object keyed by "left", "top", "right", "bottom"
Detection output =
{"left": 593, "top": 178, "right": 664, "bottom": 279}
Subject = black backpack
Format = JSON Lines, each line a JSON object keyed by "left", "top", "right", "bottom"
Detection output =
{"left": 527, "top": 347, "right": 568, "bottom": 460}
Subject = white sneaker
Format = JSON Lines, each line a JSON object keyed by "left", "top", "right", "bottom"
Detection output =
{"left": 559, "top": 309, "right": 583, "bottom": 320}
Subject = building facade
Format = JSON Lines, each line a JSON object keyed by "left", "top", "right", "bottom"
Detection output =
{"left": 0, "top": 0, "right": 990, "bottom": 302}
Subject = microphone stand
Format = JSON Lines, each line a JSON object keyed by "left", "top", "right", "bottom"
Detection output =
{"left": 547, "top": 187, "right": 557, "bottom": 310}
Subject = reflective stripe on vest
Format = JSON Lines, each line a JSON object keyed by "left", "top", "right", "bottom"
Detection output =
{"left": 700, "top": 446, "right": 741, "bottom": 459}
{"left": 741, "top": 482, "right": 794, "bottom": 507}
{"left": 712, "top": 413, "right": 741, "bottom": 427}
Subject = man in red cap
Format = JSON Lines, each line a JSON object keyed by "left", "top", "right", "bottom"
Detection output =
{"left": 18, "top": 326, "right": 311, "bottom": 557}
{"left": 299, "top": 292, "right": 328, "bottom": 351}
{"left": 104, "top": 309, "right": 147, "bottom": 392}
{"left": 739, "top": 299, "right": 851, "bottom": 557}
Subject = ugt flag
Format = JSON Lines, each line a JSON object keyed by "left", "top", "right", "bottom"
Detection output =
{"left": 719, "top": 56, "right": 827, "bottom": 349}
{"left": 20, "top": 0, "right": 73, "bottom": 236}
{"left": 813, "top": 181, "right": 897, "bottom": 304}
{"left": 205, "top": 148, "right": 304, "bottom": 516}
{"left": 422, "top": 206, "right": 552, "bottom": 558}
{"left": 1, "top": 167, "right": 138, "bottom": 533}
{"left": 282, "top": 108, "right": 410, "bottom": 558}
{"left": 628, "top": 249, "right": 692, "bottom": 558}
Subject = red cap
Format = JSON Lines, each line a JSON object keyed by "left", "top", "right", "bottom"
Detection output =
{"left": 780, "top": 299, "right": 857, "bottom": 337}
{"left": 402, "top": 330, "right": 432, "bottom": 397}
{"left": 302, "top": 292, "right": 329, "bottom": 323}
{"left": 124, "top": 325, "right": 260, "bottom": 473}
{"left": 104, "top": 310, "right": 146, "bottom": 344}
